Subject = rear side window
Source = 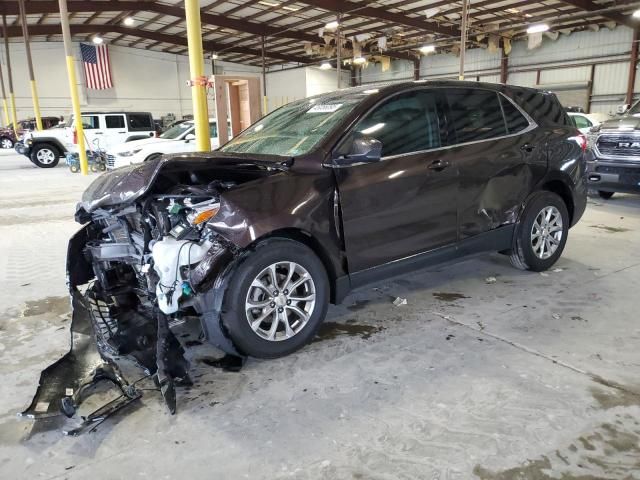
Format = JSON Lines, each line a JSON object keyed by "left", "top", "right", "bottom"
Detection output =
{"left": 127, "top": 113, "right": 153, "bottom": 131}
{"left": 446, "top": 89, "right": 506, "bottom": 143}
{"left": 500, "top": 95, "right": 530, "bottom": 134}
{"left": 209, "top": 122, "right": 217, "bottom": 138}
{"left": 353, "top": 89, "right": 442, "bottom": 157}
{"left": 105, "top": 115, "right": 125, "bottom": 129}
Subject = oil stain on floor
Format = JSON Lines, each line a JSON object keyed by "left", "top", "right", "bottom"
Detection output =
{"left": 432, "top": 292, "right": 470, "bottom": 302}
{"left": 21, "top": 296, "right": 69, "bottom": 317}
{"left": 474, "top": 382, "right": 640, "bottom": 479}
{"left": 314, "top": 321, "right": 385, "bottom": 342}
{"left": 590, "top": 224, "right": 631, "bottom": 233}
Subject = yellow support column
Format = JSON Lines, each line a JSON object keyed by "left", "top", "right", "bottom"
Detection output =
{"left": 2, "top": 15, "right": 18, "bottom": 138}
{"left": 2, "top": 100, "right": 8, "bottom": 126}
{"left": 18, "top": 0, "right": 42, "bottom": 130}
{"left": 59, "top": 0, "right": 88, "bottom": 175}
{"left": 185, "top": 0, "right": 211, "bottom": 152}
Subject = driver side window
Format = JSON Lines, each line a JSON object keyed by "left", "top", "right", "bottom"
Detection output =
{"left": 350, "top": 90, "right": 443, "bottom": 158}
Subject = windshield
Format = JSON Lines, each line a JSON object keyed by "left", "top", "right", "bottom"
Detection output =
{"left": 628, "top": 101, "right": 640, "bottom": 115}
{"left": 220, "top": 96, "right": 363, "bottom": 156}
{"left": 161, "top": 122, "right": 193, "bottom": 139}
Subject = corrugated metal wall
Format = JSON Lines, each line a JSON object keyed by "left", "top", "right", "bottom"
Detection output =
{"left": 360, "top": 26, "right": 638, "bottom": 114}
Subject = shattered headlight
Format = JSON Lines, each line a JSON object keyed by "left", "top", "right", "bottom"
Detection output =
{"left": 118, "top": 149, "right": 142, "bottom": 157}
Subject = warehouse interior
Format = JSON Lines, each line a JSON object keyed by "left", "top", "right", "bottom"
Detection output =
{"left": 0, "top": 1, "right": 639, "bottom": 479}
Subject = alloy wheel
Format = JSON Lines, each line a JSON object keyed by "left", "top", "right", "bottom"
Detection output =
{"left": 36, "top": 149, "right": 56, "bottom": 165}
{"left": 1, "top": 138, "right": 12, "bottom": 149}
{"left": 530, "top": 206, "right": 563, "bottom": 260}
{"left": 245, "top": 261, "right": 316, "bottom": 342}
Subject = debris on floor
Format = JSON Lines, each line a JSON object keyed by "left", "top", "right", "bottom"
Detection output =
{"left": 485, "top": 276, "right": 497, "bottom": 284}
{"left": 393, "top": 297, "right": 407, "bottom": 306}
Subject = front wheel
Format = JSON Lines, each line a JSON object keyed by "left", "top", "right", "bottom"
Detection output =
{"left": 0, "top": 136, "right": 14, "bottom": 149}
{"left": 510, "top": 191, "right": 569, "bottom": 272}
{"left": 30, "top": 143, "right": 60, "bottom": 168}
{"left": 221, "top": 238, "right": 329, "bottom": 359}
{"left": 598, "top": 191, "right": 614, "bottom": 200}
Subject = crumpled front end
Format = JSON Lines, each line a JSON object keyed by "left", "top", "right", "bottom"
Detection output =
{"left": 22, "top": 176, "right": 253, "bottom": 433}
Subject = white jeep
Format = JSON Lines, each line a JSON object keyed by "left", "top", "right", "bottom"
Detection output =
{"left": 18, "top": 111, "right": 156, "bottom": 168}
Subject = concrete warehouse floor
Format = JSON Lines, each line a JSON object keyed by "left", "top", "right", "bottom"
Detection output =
{"left": 0, "top": 150, "right": 639, "bottom": 480}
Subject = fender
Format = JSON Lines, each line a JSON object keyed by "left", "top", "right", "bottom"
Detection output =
{"left": 30, "top": 136, "right": 67, "bottom": 156}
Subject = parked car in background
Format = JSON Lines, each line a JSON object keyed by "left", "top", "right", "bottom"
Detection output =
{"left": 0, "top": 116, "right": 61, "bottom": 149}
{"left": 70, "top": 81, "right": 587, "bottom": 366}
{"left": 587, "top": 101, "right": 640, "bottom": 199}
{"left": 106, "top": 118, "right": 224, "bottom": 169}
{"left": 17, "top": 111, "right": 155, "bottom": 168}
{"left": 568, "top": 111, "right": 610, "bottom": 134}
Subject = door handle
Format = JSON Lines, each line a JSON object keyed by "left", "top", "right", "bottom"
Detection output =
{"left": 428, "top": 159, "right": 450, "bottom": 171}
{"left": 94, "top": 132, "right": 103, "bottom": 135}
{"left": 521, "top": 143, "right": 536, "bottom": 152}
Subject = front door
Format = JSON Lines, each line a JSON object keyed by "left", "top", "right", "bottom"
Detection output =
{"left": 334, "top": 88, "right": 458, "bottom": 273}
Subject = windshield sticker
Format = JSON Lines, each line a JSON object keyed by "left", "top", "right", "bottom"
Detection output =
{"left": 308, "top": 103, "right": 343, "bottom": 113}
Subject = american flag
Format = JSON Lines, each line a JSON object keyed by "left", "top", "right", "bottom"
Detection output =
{"left": 80, "top": 43, "right": 113, "bottom": 89}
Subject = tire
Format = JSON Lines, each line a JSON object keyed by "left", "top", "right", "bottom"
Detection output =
{"left": 144, "top": 153, "right": 162, "bottom": 162}
{"left": 90, "top": 163, "right": 99, "bottom": 173}
{"left": 30, "top": 143, "right": 60, "bottom": 168}
{"left": 598, "top": 191, "right": 614, "bottom": 200}
{"left": 510, "top": 191, "right": 570, "bottom": 272}
{"left": 0, "top": 136, "right": 14, "bottom": 149}
{"left": 220, "top": 238, "right": 329, "bottom": 359}
{"left": 69, "top": 164, "right": 79, "bottom": 173}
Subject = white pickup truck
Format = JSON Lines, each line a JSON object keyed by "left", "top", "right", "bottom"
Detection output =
{"left": 18, "top": 111, "right": 156, "bottom": 168}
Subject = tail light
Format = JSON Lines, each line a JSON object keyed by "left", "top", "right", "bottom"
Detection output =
{"left": 574, "top": 131, "right": 587, "bottom": 152}
{"left": 72, "top": 128, "right": 78, "bottom": 144}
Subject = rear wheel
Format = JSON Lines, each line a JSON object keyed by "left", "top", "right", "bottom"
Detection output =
{"left": 0, "top": 136, "right": 13, "bottom": 149}
{"left": 598, "top": 191, "right": 614, "bottom": 200}
{"left": 221, "top": 238, "right": 329, "bottom": 358}
{"left": 30, "top": 143, "right": 60, "bottom": 168}
{"left": 69, "top": 164, "right": 79, "bottom": 173}
{"left": 510, "top": 191, "right": 569, "bottom": 272}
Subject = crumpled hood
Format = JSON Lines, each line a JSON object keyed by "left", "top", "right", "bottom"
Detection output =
{"left": 599, "top": 115, "right": 640, "bottom": 131}
{"left": 76, "top": 152, "right": 291, "bottom": 214}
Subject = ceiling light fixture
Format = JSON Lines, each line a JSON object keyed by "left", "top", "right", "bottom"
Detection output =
{"left": 353, "top": 56, "right": 366, "bottom": 65}
{"left": 258, "top": 1, "right": 280, "bottom": 6}
{"left": 634, "top": 9, "right": 640, "bottom": 18}
{"left": 283, "top": 5, "right": 301, "bottom": 11}
{"left": 325, "top": 20, "right": 339, "bottom": 30}
{"left": 92, "top": 35, "right": 104, "bottom": 45}
{"left": 526, "top": 23, "right": 550, "bottom": 34}
{"left": 319, "top": 62, "right": 332, "bottom": 69}
{"left": 419, "top": 45, "right": 436, "bottom": 54}
{"left": 123, "top": 16, "right": 135, "bottom": 26}
{"left": 211, "top": 53, "right": 219, "bottom": 60}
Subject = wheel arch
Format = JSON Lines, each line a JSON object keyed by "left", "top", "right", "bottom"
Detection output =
{"left": 249, "top": 227, "right": 341, "bottom": 304}
{"left": 540, "top": 178, "right": 575, "bottom": 224}
{"left": 31, "top": 137, "right": 65, "bottom": 155}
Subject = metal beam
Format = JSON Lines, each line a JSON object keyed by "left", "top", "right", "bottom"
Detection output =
{"left": 296, "top": 0, "right": 459, "bottom": 38}
{"left": 3, "top": 24, "right": 309, "bottom": 64}
{"left": 557, "top": 0, "right": 638, "bottom": 28}
{"left": 627, "top": 28, "right": 639, "bottom": 105}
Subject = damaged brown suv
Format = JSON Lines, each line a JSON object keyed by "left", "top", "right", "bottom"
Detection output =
{"left": 25, "top": 81, "right": 587, "bottom": 426}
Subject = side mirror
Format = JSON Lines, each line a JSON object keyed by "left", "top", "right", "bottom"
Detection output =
{"left": 336, "top": 137, "right": 382, "bottom": 165}
{"left": 184, "top": 133, "right": 196, "bottom": 142}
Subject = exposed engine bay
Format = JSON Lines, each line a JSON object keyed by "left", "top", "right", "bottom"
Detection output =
{"left": 21, "top": 157, "right": 287, "bottom": 434}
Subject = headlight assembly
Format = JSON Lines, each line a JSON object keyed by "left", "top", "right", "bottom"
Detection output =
{"left": 118, "top": 149, "right": 142, "bottom": 157}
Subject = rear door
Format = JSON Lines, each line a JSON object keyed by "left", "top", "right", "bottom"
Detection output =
{"left": 335, "top": 88, "right": 458, "bottom": 272}
{"left": 440, "top": 88, "right": 545, "bottom": 239}
{"left": 126, "top": 113, "right": 155, "bottom": 140}
{"left": 101, "top": 114, "right": 127, "bottom": 150}
{"left": 75, "top": 114, "right": 101, "bottom": 150}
